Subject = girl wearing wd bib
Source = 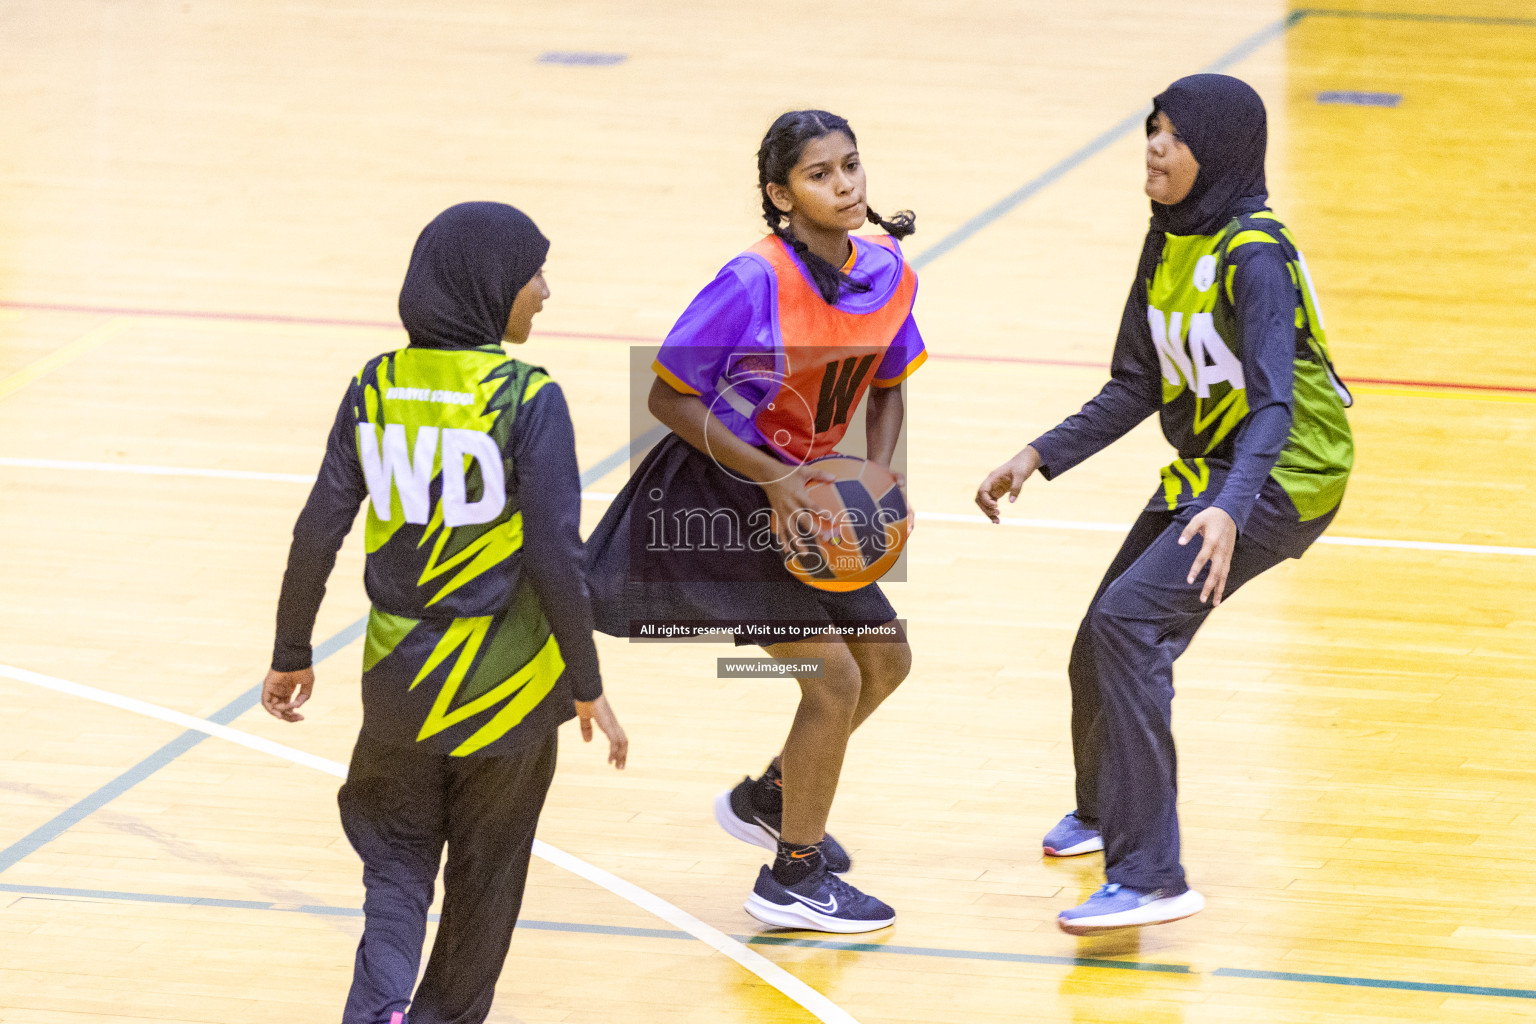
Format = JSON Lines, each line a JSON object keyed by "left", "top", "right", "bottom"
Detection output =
{"left": 261, "top": 203, "right": 627, "bottom": 1023}
{"left": 586, "top": 110, "right": 925, "bottom": 932}
{"left": 977, "top": 75, "right": 1352, "bottom": 933}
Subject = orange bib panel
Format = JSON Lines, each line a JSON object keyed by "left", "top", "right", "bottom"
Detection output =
{"left": 748, "top": 235, "right": 917, "bottom": 463}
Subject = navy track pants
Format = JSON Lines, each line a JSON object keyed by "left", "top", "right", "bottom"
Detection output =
{"left": 1068, "top": 506, "right": 1291, "bottom": 892}
{"left": 337, "top": 728, "right": 557, "bottom": 1024}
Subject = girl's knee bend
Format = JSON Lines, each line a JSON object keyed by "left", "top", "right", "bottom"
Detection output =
{"left": 870, "top": 640, "right": 912, "bottom": 691}
{"left": 799, "top": 662, "right": 863, "bottom": 715}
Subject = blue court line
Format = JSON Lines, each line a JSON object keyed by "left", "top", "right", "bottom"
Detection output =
{"left": 909, "top": 13, "right": 1296, "bottom": 271}
{"left": 0, "top": 433, "right": 654, "bottom": 877}
{"left": 743, "top": 933, "right": 1187, "bottom": 974}
{"left": 579, "top": 422, "right": 667, "bottom": 488}
{"left": 910, "top": 5, "right": 1536, "bottom": 273}
{"left": 1211, "top": 967, "right": 1536, "bottom": 1001}
{"left": 1295, "top": 7, "right": 1536, "bottom": 28}
{"left": 0, "top": 617, "right": 367, "bottom": 875}
{"left": 7, "top": 882, "right": 1533, "bottom": 1001}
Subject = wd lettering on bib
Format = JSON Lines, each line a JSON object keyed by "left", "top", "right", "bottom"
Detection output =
{"left": 357, "top": 424, "right": 505, "bottom": 528}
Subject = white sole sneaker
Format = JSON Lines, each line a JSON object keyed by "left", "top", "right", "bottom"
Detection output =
{"left": 743, "top": 892, "right": 895, "bottom": 933}
{"left": 713, "top": 788, "right": 778, "bottom": 851}
{"left": 1057, "top": 889, "right": 1205, "bottom": 935}
{"left": 1043, "top": 835, "right": 1104, "bottom": 857}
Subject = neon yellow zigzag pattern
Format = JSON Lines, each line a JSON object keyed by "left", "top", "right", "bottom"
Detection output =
{"left": 414, "top": 508, "right": 525, "bottom": 608}
{"left": 410, "top": 617, "right": 565, "bottom": 756}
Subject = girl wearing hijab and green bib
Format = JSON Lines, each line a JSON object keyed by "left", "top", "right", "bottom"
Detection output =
{"left": 260, "top": 202, "right": 627, "bottom": 1023}
{"left": 978, "top": 74, "right": 1353, "bottom": 933}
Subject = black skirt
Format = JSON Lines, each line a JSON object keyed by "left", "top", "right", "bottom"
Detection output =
{"left": 584, "top": 433, "right": 896, "bottom": 647}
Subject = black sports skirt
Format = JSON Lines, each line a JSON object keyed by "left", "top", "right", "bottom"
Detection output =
{"left": 584, "top": 433, "right": 896, "bottom": 648}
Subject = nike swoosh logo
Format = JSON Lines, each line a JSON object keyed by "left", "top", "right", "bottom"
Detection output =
{"left": 792, "top": 892, "right": 838, "bottom": 914}
{"left": 752, "top": 815, "right": 781, "bottom": 838}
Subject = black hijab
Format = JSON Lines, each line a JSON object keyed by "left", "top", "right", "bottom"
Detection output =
{"left": 1149, "top": 74, "right": 1269, "bottom": 236}
{"left": 398, "top": 201, "right": 549, "bottom": 350}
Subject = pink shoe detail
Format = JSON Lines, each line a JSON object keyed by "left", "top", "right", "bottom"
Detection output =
{"left": 390, "top": 1014, "right": 404, "bottom": 1024}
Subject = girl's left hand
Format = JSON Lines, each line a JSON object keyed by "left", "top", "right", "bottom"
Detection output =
{"left": 1178, "top": 506, "right": 1237, "bottom": 606}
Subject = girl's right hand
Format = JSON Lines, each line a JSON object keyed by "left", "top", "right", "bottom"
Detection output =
{"left": 975, "top": 446, "right": 1042, "bottom": 524}
{"left": 760, "top": 464, "right": 838, "bottom": 557}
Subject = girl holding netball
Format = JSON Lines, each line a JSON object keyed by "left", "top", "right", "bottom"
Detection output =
{"left": 586, "top": 110, "right": 925, "bottom": 933}
{"left": 977, "top": 75, "right": 1353, "bottom": 933}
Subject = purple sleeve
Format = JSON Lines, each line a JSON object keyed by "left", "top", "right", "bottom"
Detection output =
{"left": 273, "top": 384, "right": 367, "bottom": 671}
{"left": 873, "top": 314, "right": 927, "bottom": 386}
{"left": 1209, "top": 244, "right": 1296, "bottom": 531}
{"left": 511, "top": 381, "right": 603, "bottom": 702}
{"left": 1029, "top": 260, "right": 1162, "bottom": 479}
{"left": 654, "top": 266, "right": 756, "bottom": 394}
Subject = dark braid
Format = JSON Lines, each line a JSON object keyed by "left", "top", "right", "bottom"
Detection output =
{"left": 756, "top": 110, "right": 917, "bottom": 305}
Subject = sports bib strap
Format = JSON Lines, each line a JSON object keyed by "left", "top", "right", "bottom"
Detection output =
{"left": 1214, "top": 215, "right": 1353, "bottom": 408}
{"left": 745, "top": 235, "right": 918, "bottom": 462}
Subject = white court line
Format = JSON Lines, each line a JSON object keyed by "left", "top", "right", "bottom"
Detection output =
{"left": 0, "top": 663, "right": 862, "bottom": 1024}
{"left": 3, "top": 457, "right": 1532, "bottom": 558}
{"left": 917, "top": 511, "right": 1536, "bottom": 557}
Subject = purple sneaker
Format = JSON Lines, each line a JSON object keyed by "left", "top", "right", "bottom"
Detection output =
{"left": 1042, "top": 811, "right": 1103, "bottom": 857}
{"left": 1057, "top": 882, "right": 1204, "bottom": 935}
{"left": 744, "top": 865, "right": 895, "bottom": 933}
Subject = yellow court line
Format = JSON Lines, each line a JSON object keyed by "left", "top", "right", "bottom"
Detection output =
{"left": 1350, "top": 383, "right": 1536, "bottom": 404}
{"left": 0, "top": 317, "right": 136, "bottom": 401}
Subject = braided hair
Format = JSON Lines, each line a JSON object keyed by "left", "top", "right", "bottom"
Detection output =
{"left": 757, "top": 110, "right": 916, "bottom": 304}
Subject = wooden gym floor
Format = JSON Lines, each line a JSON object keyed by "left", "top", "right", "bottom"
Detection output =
{"left": 1, "top": 2, "right": 1533, "bottom": 1022}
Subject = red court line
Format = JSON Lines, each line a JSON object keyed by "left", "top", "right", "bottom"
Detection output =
{"left": 4, "top": 298, "right": 1532, "bottom": 395}
{"left": 1338, "top": 375, "right": 1536, "bottom": 395}
{"left": 1, "top": 299, "right": 398, "bottom": 331}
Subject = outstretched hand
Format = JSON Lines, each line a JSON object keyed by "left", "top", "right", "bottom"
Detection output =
{"left": 576, "top": 694, "right": 628, "bottom": 769}
{"left": 1179, "top": 506, "right": 1238, "bottom": 606}
{"left": 261, "top": 667, "right": 314, "bottom": 722}
{"left": 975, "top": 446, "right": 1042, "bottom": 524}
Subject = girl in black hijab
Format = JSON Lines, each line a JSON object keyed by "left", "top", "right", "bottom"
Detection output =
{"left": 262, "top": 202, "right": 628, "bottom": 1022}
{"left": 977, "top": 74, "right": 1353, "bottom": 933}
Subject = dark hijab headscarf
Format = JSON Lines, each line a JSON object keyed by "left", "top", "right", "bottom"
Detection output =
{"left": 1148, "top": 74, "right": 1269, "bottom": 236}
{"left": 398, "top": 201, "right": 549, "bottom": 350}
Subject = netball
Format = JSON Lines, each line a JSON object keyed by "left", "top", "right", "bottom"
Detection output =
{"left": 784, "top": 454, "right": 910, "bottom": 592}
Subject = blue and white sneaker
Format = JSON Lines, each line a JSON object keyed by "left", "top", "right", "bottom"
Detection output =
{"left": 1057, "top": 883, "right": 1204, "bottom": 935}
{"left": 714, "top": 777, "right": 852, "bottom": 874}
{"left": 1042, "top": 811, "right": 1103, "bottom": 857}
{"left": 744, "top": 864, "right": 895, "bottom": 933}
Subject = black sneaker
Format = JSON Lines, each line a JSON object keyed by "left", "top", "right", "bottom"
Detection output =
{"left": 713, "top": 776, "right": 852, "bottom": 874}
{"left": 744, "top": 864, "right": 894, "bottom": 933}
